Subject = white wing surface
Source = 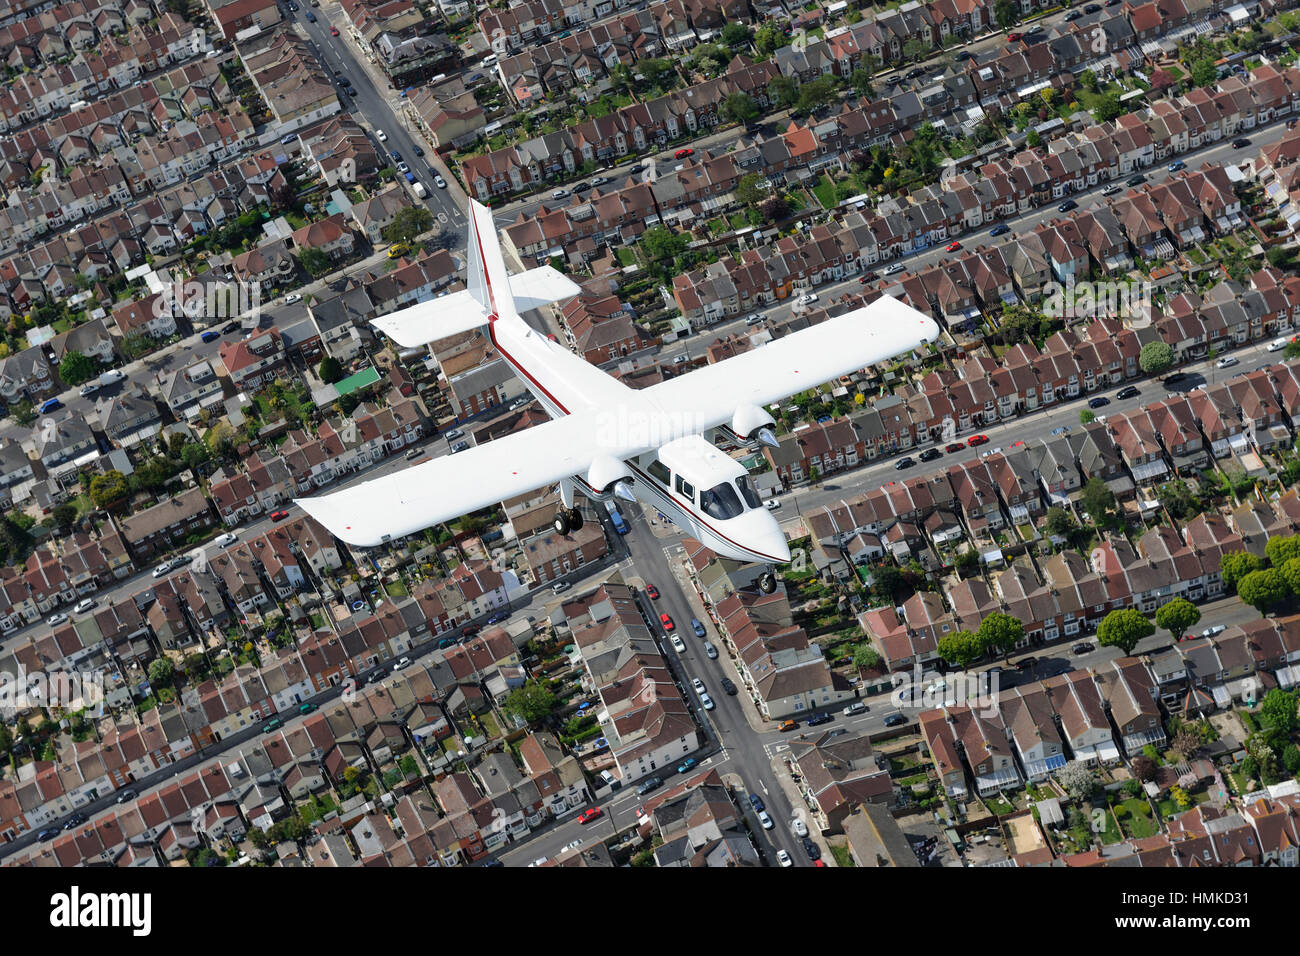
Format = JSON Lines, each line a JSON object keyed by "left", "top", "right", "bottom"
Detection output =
{"left": 642, "top": 296, "right": 940, "bottom": 429}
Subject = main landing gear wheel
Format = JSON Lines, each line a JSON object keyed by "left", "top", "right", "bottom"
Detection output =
{"left": 758, "top": 571, "right": 777, "bottom": 594}
{"left": 553, "top": 508, "right": 583, "bottom": 534}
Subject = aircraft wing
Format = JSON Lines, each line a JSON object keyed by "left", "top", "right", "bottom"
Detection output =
{"left": 643, "top": 296, "right": 940, "bottom": 430}
{"left": 295, "top": 410, "right": 629, "bottom": 547}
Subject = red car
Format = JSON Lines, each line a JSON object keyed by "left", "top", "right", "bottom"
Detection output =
{"left": 330, "top": 26, "right": 339, "bottom": 35}
{"left": 966, "top": 434, "right": 989, "bottom": 448}
{"left": 1006, "top": 32, "right": 1022, "bottom": 41}
{"left": 674, "top": 148, "right": 694, "bottom": 159}
{"left": 577, "top": 807, "right": 603, "bottom": 824}
{"left": 270, "top": 509, "right": 290, "bottom": 521}
{"left": 944, "top": 442, "right": 966, "bottom": 453}
{"left": 945, "top": 241, "right": 962, "bottom": 252}
{"left": 646, "top": 584, "right": 660, "bottom": 600}
{"left": 660, "top": 613, "right": 675, "bottom": 631}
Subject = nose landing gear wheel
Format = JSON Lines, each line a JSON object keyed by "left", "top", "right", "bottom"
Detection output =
{"left": 758, "top": 571, "right": 777, "bottom": 594}
{"left": 553, "top": 508, "right": 583, "bottom": 534}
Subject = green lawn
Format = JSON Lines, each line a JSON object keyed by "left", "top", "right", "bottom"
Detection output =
{"left": 384, "top": 579, "right": 408, "bottom": 598}
{"left": 829, "top": 843, "right": 855, "bottom": 867}
{"left": 1098, "top": 807, "right": 1123, "bottom": 845}
{"left": 1117, "top": 798, "right": 1159, "bottom": 838}
{"left": 615, "top": 247, "right": 638, "bottom": 266}
{"left": 812, "top": 174, "right": 838, "bottom": 210}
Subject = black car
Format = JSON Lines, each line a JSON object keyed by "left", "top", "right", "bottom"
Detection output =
{"left": 802, "top": 836, "right": 822, "bottom": 861}
{"left": 894, "top": 456, "right": 916, "bottom": 470}
{"left": 1015, "top": 656, "right": 1037, "bottom": 670}
{"left": 1065, "top": 8, "right": 1081, "bottom": 18}
{"left": 748, "top": 793, "right": 765, "bottom": 813}
{"left": 1084, "top": 2, "right": 1102, "bottom": 11}
{"left": 37, "top": 827, "right": 60, "bottom": 841}
{"left": 882, "top": 712, "right": 907, "bottom": 727}
{"left": 571, "top": 181, "right": 592, "bottom": 193}
{"left": 412, "top": 145, "right": 425, "bottom": 157}
{"left": 63, "top": 812, "right": 87, "bottom": 831}
{"left": 919, "top": 447, "right": 942, "bottom": 462}
{"left": 221, "top": 321, "right": 240, "bottom": 334}
{"left": 1232, "top": 137, "right": 1251, "bottom": 148}
{"left": 636, "top": 776, "right": 664, "bottom": 796}
{"left": 1088, "top": 396, "right": 1110, "bottom": 409}
{"left": 1058, "top": 198, "right": 1078, "bottom": 212}
{"left": 627, "top": 163, "right": 644, "bottom": 174}
{"left": 805, "top": 712, "right": 833, "bottom": 727}
{"left": 1116, "top": 385, "right": 1141, "bottom": 399}
{"left": 955, "top": 50, "right": 973, "bottom": 60}
{"left": 905, "top": 68, "right": 924, "bottom": 80}
{"left": 720, "top": 676, "right": 738, "bottom": 695}
{"left": 1163, "top": 372, "right": 1188, "bottom": 385}
{"left": 1126, "top": 173, "right": 1147, "bottom": 186}
{"left": 1071, "top": 642, "right": 1094, "bottom": 654}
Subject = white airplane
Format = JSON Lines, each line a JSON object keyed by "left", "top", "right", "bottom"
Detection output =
{"left": 296, "top": 200, "right": 940, "bottom": 593}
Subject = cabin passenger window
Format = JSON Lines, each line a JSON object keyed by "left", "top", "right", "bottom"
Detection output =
{"left": 647, "top": 460, "right": 670, "bottom": 485}
{"left": 734, "top": 475, "right": 762, "bottom": 509}
{"left": 675, "top": 475, "right": 695, "bottom": 500}
{"left": 700, "top": 482, "right": 744, "bottom": 520}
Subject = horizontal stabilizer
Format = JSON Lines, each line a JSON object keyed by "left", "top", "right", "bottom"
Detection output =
{"left": 370, "top": 266, "right": 582, "bottom": 348}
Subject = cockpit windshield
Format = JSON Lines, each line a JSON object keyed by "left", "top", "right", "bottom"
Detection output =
{"left": 700, "top": 481, "right": 744, "bottom": 520}
{"left": 734, "top": 475, "right": 762, "bottom": 509}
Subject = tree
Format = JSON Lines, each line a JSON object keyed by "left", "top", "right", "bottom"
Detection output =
{"left": 1131, "top": 754, "right": 1158, "bottom": 783}
{"left": 1139, "top": 340, "right": 1175, "bottom": 375}
{"left": 503, "top": 680, "right": 557, "bottom": 725}
{"left": 318, "top": 356, "right": 345, "bottom": 384}
{"left": 1155, "top": 597, "right": 1200, "bottom": 643}
{"left": 759, "top": 193, "right": 789, "bottom": 223}
{"left": 1260, "top": 688, "right": 1299, "bottom": 739}
{"left": 719, "top": 91, "right": 760, "bottom": 126}
{"left": 1283, "top": 743, "right": 1300, "bottom": 776}
{"left": 298, "top": 246, "right": 331, "bottom": 278}
{"left": 1097, "top": 607, "right": 1155, "bottom": 655}
{"left": 870, "top": 564, "right": 906, "bottom": 604}
{"left": 1281, "top": 556, "right": 1300, "bottom": 599}
{"left": 1059, "top": 760, "right": 1098, "bottom": 802}
{"left": 51, "top": 503, "right": 78, "bottom": 530}
{"left": 735, "top": 172, "right": 765, "bottom": 206}
{"left": 89, "top": 470, "right": 129, "bottom": 510}
{"left": 147, "top": 657, "right": 174, "bottom": 689}
{"left": 994, "top": 0, "right": 1019, "bottom": 29}
{"left": 641, "top": 226, "right": 689, "bottom": 263}
{"left": 57, "top": 350, "right": 96, "bottom": 386}
{"left": 1079, "top": 409, "right": 1096, "bottom": 424}
{"left": 937, "top": 630, "right": 983, "bottom": 669}
{"left": 1220, "top": 550, "right": 1265, "bottom": 592}
{"left": 768, "top": 75, "right": 799, "bottom": 109}
{"left": 1094, "top": 93, "right": 1123, "bottom": 123}
{"left": 795, "top": 75, "right": 839, "bottom": 115}
{"left": 1156, "top": 479, "right": 1200, "bottom": 520}
{"left": 1190, "top": 57, "right": 1217, "bottom": 87}
{"left": 1238, "top": 568, "right": 1288, "bottom": 614}
{"left": 1081, "top": 477, "right": 1117, "bottom": 525}
{"left": 977, "top": 612, "right": 1024, "bottom": 659}
{"left": 1025, "top": 129, "right": 1042, "bottom": 148}
{"left": 1044, "top": 506, "right": 1076, "bottom": 538}
{"left": 181, "top": 442, "right": 210, "bottom": 474}
{"left": 1265, "top": 534, "right": 1300, "bottom": 568}
{"left": 852, "top": 644, "right": 882, "bottom": 671}
{"left": 902, "top": 37, "right": 930, "bottom": 62}
{"left": 754, "top": 23, "right": 785, "bottom": 57}
{"left": 721, "top": 21, "right": 752, "bottom": 50}
{"left": 380, "top": 205, "right": 434, "bottom": 245}
{"left": 849, "top": 67, "right": 875, "bottom": 97}
{"left": 1171, "top": 729, "right": 1202, "bottom": 761}
{"left": 1079, "top": 69, "right": 1098, "bottom": 91}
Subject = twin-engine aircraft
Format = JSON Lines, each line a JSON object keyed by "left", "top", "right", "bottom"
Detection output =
{"left": 297, "top": 199, "right": 939, "bottom": 593}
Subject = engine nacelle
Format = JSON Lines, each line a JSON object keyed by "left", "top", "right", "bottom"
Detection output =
{"left": 726, "top": 404, "right": 780, "bottom": 449}
{"left": 586, "top": 455, "right": 636, "bottom": 502}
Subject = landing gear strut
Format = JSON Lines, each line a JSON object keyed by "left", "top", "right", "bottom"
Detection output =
{"left": 553, "top": 507, "right": 584, "bottom": 535}
{"left": 758, "top": 570, "right": 777, "bottom": 594}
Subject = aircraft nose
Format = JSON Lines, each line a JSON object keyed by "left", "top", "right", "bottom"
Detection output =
{"left": 759, "top": 520, "right": 791, "bottom": 564}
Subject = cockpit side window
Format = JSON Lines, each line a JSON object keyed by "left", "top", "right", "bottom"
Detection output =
{"left": 675, "top": 475, "right": 695, "bottom": 501}
{"left": 647, "top": 459, "right": 670, "bottom": 485}
{"left": 700, "top": 481, "right": 744, "bottom": 520}
{"left": 734, "top": 475, "right": 762, "bottom": 509}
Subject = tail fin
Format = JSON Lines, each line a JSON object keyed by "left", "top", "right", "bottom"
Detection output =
{"left": 466, "top": 199, "right": 517, "bottom": 323}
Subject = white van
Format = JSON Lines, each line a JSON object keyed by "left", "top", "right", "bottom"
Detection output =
{"left": 412, "top": 181, "right": 427, "bottom": 198}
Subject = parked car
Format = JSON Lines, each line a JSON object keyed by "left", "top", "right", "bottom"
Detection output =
{"left": 699, "top": 692, "right": 716, "bottom": 712}
{"left": 298, "top": 702, "right": 316, "bottom": 714}
{"left": 283, "top": 293, "right": 302, "bottom": 304}
{"left": 262, "top": 718, "right": 282, "bottom": 733}
{"left": 1088, "top": 396, "right": 1110, "bottom": 409}
{"left": 645, "top": 583, "right": 660, "bottom": 599}
{"left": 37, "top": 827, "right": 60, "bottom": 841}
{"left": 797, "top": 293, "right": 819, "bottom": 304}
{"left": 79, "top": 382, "right": 100, "bottom": 397}
{"left": 1168, "top": 160, "right": 1186, "bottom": 171}
{"left": 883, "top": 712, "right": 907, "bottom": 727}
{"left": 720, "top": 676, "right": 738, "bottom": 695}
{"left": 805, "top": 712, "right": 832, "bottom": 726}
{"left": 844, "top": 701, "right": 868, "bottom": 716}
{"left": 330, "top": 25, "right": 338, "bottom": 35}
{"left": 764, "top": 498, "right": 782, "bottom": 511}
{"left": 1126, "top": 173, "right": 1146, "bottom": 186}
{"left": 636, "top": 776, "right": 663, "bottom": 796}
{"left": 433, "top": 175, "right": 447, "bottom": 189}
{"left": 46, "top": 612, "right": 69, "bottom": 627}
{"left": 1163, "top": 371, "right": 1190, "bottom": 384}
{"left": 691, "top": 618, "right": 706, "bottom": 637}
{"left": 270, "top": 509, "right": 290, "bottom": 521}
{"left": 1085, "top": 2, "right": 1102, "bottom": 11}
{"left": 894, "top": 456, "right": 915, "bottom": 470}
{"left": 1215, "top": 355, "right": 1238, "bottom": 369}
{"left": 802, "top": 836, "right": 822, "bottom": 860}
{"left": 778, "top": 719, "right": 798, "bottom": 732}
{"left": 777, "top": 848, "right": 793, "bottom": 866}
{"left": 577, "top": 806, "right": 603, "bottom": 824}
{"left": 989, "top": 223, "right": 1010, "bottom": 236}
{"left": 1268, "top": 338, "right": 1289, "bottom": 352}
{"left": 704, "top": 641, "right": 718, "bottom": 660}
{"left": 1116, "top": 385, "right": 1141, "bottom": 399}
{"left": 1200, "top": 624, "right": 1227, "bottom": 639}
{"left": 673, "top": 147, "right": 694, "bottom": 159}
{"left": 1006, "top": 32, "right": 1022, "bottom": 41}
{"left": 748, "top": 793, "right": 765, "bottom": 813}
{"left": 1071, "top": 642, "right": 1094, "bottom": 655}
{"left": 966, "top": 434, "right": 989, "bottom": 447}
{"left": 757, "top": 810, "right": 774, "bottom": 830}
{"left": 151, "top": 563, "right": 172, "bottom": 578}
{"left": 39, "top": 398, "right": 63, "bottom": 414}
{"left": 215, "top": 531, "right": 238, "bottom": 547}
{"left": 73, "top": 598, "right": 97, "bottom": 614}
{"left": 115, "top": 788, "right": 138, "bottom": 804}
{"left": 883, "top": 262, "right": 905, "bottom": 275}
{"left": 677, "top": 757, "right": 697, "bottom": 774}
{"left": 375, "top": 129, "right": 387, "bottom": 142}
{"left": 551, "top": 580, "right": 571, "bottom": 593}
{"left": 392, "top": 657, "right": 411, "bottom": 671}
{"left": 1102, "top": 184, "right": 1122, "bottom": 196}
{"left": 944, "top": 442, "right": 966, "bottom": 453}
{"left": 1065, "top": 8, "right": 1082, "bottom": 18}
{"left": 945, "top": 241, "right": 962, "bottom": 252}
{"left": 670, "top": 634, "right": 686, "bottom": 653}
{"left": 1232, "top": 137, "right": 1251, "bottom": 148}
{"left": 660, "top": 612, "right": 675, "bottom": 631}
{"left": 1057, "top": 198, "right": 1077, "bottom": 212}
{"left": 450, "top": 441, "right": 470, "bottom": 454}
{"left": 919, "top": 447, "right": 942, "bottom": 462}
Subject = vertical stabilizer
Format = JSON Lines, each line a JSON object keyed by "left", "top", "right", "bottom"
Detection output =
{"left": 466, "top": 199, "right": 517, "bottom": 322}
